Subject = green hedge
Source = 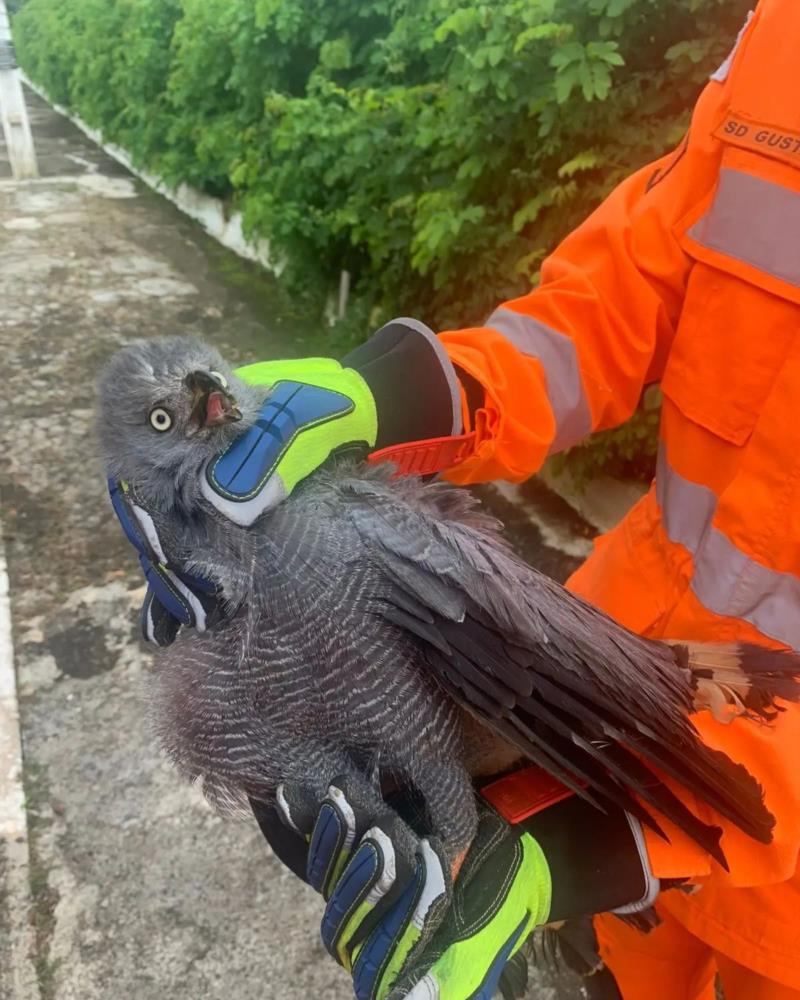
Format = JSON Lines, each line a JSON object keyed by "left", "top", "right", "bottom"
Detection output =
{"left": 14, "top": 0, "right": 749, "bottom": 480}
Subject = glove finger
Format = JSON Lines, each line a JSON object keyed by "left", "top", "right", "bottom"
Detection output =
{"left": 109, "top": 479, "right": 157, "bottom": 560}
{"left": 175, "top": 566, "right": 218, "bottom": 595}
{"left": 174, "top": 568, "right": 232, "bottom": 629}
{"left": 321, "top": 821, "right": 414, "bottom": 968}
{"left": 275, "top": 783, "right": 320, "bottom": 839}
{"left": 277, "top": 777, "right": 370, "bottom": 845}
{"left": 307, "top": 783, "right": 364, "bottom": 898}
{"left": 202, "top": 593, "right": 231, "bottom": 631}
{"left": 350, "top": 838, "right": 448, "bottom": 1000}
{"left": 279, "top": 774, "right": 394, "bottom": 896}
{"left": 140, "top": 587, "right": 181, "bottom": 647}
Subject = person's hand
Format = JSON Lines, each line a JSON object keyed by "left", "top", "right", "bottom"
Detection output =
{"left": 268, "top": 778, "right": 552, "bottom": 1000}
{"left": 107, "top": 478, "right": 224, "bottom": 646}
{"left": 255, "top": 766, "right": 660, "bottom": 1000}
{"left": 201, "top": 319, "right": 471, "bottom": 527}
{"left": 201, "top": 356, "right": 378, "bottom": 525}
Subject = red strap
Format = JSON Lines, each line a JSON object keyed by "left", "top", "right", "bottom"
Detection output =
{"left": 480, "top": 765, "right": 579, "bottom": 824}
{"left": 367, "top": 432, "right": 477, "bottom": 477}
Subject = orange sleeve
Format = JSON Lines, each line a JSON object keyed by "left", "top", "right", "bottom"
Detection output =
{"left": 640, "top": 703, "right": 800, "bottom": 889}
{"left": 440, "top": 68, "right": 731, "bottom": 486}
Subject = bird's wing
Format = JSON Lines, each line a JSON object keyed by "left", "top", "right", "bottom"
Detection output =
{"left": 344, "top": 472, "right": 799, "bottom": 867}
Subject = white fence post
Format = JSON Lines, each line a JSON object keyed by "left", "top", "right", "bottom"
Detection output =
{"left": 0, "top": 0, "right": 38, "bottom": 180}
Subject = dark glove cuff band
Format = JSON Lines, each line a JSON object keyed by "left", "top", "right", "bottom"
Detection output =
{"left": 250, "top": 798, "right": 309, "bottom": 882}
{"left": 342, "top": 318, "right": 463, "bottom": 450}
{"left": 521, "top": 794, "right": 660, "bottom": 923}
{"left": 480, "top": 766, "right": 659, "bottom": 921}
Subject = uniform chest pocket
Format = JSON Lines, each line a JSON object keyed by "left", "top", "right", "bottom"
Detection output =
{"left": 662, "top": 159, "right": 800, "bottom": 445}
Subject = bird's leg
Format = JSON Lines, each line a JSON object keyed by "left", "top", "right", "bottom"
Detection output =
{"left": 400, "top": 756, "right": 479, "bottom": 882}
{"left": 282, "top": 748, "right": 424, "bottom": 870}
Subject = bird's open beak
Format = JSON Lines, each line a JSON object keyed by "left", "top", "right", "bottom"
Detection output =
{"left": 184, "top": 370, "right": 242, "bottom": 431}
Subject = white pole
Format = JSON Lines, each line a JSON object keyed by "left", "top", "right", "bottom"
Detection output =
{"left": 338, "top": 269, "right": 351, "bottom": 320}
{"left": 0, "top": 0, "right": 38, "bottom": 180}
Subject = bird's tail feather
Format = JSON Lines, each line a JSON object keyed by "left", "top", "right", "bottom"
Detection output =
{"left": 671, "top": 642, "right": 800, "bottom": 723}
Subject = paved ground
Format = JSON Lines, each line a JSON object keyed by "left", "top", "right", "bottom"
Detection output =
{"left": 0, "top": 89, "right": 612, "bottom": 1000}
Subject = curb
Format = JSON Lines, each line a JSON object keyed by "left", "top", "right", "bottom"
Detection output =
{"left": 541, "top": 463, "right": 648, "bottom": 536}
{"left": 0, "top": 536, "right": 40, "bottom": 1000}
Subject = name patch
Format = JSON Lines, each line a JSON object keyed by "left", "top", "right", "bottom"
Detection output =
{"left": 715, "top": 113, "right": 800, "bottom": 170}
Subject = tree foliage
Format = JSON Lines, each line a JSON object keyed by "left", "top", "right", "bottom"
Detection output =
{"left": 13, "top": 0, "right": 750, "bottom": 479}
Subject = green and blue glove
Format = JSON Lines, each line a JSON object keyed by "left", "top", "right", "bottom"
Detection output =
{"left": 270, "top": 779, "right": 550, "bottom": 1000}
{"left": 200, "top": 318, "right": 468, "bottom": 527}
{"left": 108, "top": 477, "right": 225, "bottom": 646}
{"left": 200, "top": 356, "right": 379, "bottom": 526}
{"left": 253, "top": 768, "right": 660, "bottom": 1000}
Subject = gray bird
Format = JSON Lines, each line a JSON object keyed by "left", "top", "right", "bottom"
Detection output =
{"left": 97, "top": 336, "right": 800, "bottom": 879}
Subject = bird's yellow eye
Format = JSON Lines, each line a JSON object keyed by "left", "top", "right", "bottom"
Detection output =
{"left": 210, "top": 370, "right": 228, "bottom": 389}
{"left": 149, "top": 407, "right": 173, "bottom": 432}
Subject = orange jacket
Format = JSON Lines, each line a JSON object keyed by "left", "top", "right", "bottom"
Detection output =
{"left": 440, "top": 0, "right": 800, "bottom": 985}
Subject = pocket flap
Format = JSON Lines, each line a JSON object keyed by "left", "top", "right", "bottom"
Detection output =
{"left": 678, "top": 147, "right": 800, "bottom": 306}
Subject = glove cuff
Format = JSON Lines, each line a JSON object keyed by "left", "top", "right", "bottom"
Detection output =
{"left": 250, "top": 798, "right": 310, "bottom": 883}
{"left": 481, "top": 766, "right": 660, "bottom": 922}
{"left": 342, "top": 318, "right": 464, "bottom": 451}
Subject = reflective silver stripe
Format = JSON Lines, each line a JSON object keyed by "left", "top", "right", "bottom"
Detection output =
{"left": 687, "top": 169, "right": 800, "bottom": 289}
{"left": 612, "top": 813, "right": 660, "bottom": 916}
{"left": 487, "top": 307, "right": 592, "bottom": 454}
{"left": 693, "top": 528, "right": 800, "bottom": 650}
{"left": 655, "top": 445, "right": 716, "bottom": 552}
{"left": 656, "top": 445, "right": 800, "bottom": 650}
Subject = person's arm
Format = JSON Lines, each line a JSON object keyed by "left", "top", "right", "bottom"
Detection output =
{"left": 437, "top": 67, "right": 731, "bottom": 486}
{"left": 113, "top": 51, "right": 732, "bottom": 645}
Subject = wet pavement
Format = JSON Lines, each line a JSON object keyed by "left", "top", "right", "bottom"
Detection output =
{"left": 0, "top": 88, "right": 604, "bottom": 1000}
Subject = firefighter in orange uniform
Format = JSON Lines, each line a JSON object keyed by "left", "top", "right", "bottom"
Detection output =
{"left": 438, "top": 2, "right": 800, "bottom": 993}
{"left": 214, "top": 0, "right": 800, "bottom": 994}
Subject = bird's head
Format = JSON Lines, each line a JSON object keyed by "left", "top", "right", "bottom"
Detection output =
{"left": 96, "top": 336, "right": 263, "bottom": 511}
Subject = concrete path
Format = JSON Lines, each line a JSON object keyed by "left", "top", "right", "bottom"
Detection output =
{"left": 0, "top": 90, "right": 617, "bottom": 1000}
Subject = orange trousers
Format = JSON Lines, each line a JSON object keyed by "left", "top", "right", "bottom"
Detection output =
{"left": 595, "top": 909, "right": 800, "bottom": 1000}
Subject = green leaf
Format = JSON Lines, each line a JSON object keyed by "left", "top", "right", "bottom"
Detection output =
{"left": 587, "top": 40, "right": 625, "bottom": 65}
{"left": 550, "top": 41, "right": 585, "bottom": 69}
{"left": 434, "top": 8, "right": 479, "bottom": 42}
{"left": 512, "top": 192, "right": 552, "bottom": 233}
{"left": 456, "top": 155, "right": 486, "bottom": 180}
{"left": 665, "top": 38, "right": 713, "bottom": 64}
{"left": 514, "top": 22, "right": 571, "bottom": 54}
{"left": 319, "top": 37, "right": 352, "bottom": 72}
{"left": 554, "top": 64, "right": 582, "bottom": 103}
{"left": 557, "top": 150, "right": 605, "bottom": 177}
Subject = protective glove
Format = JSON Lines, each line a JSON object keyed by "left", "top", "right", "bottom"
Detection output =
{"left": 265, "top": 776, "right": 548, "bottom": 1000}
{"left": 257, "top": 767, "right": 660, "bottom": 1000}
{"left": 201, "top": 319, "right": 473, "bottom": 527}
{"left": 108, "top": 478, "right": 223, "bottom": 647}
{"left": 201, "top": 356, "right": 378, "bottom": 526}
